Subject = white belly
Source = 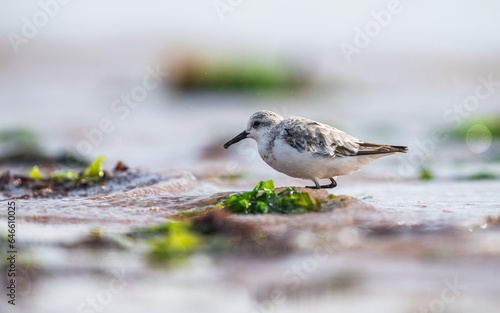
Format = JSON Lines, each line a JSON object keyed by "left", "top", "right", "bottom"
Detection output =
{"left": 258, "top": 139, "right": 390, "bottom": 179}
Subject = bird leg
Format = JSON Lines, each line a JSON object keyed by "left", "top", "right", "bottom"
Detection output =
{"left": 306, "top": 179, "right": 321, "bottom": 189}
{"left": 320, "top": 178, "right": 337, "bottom": 189}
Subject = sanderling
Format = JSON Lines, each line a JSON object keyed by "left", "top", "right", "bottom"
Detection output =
{"left": 224, "top": 110, "right": 408, "bottom": 189}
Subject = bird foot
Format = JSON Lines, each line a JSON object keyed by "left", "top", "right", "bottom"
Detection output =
{"left": 306, "top": 178, "right": 337, "bottom": 189}
{"left": 319, "top": 183, "right": 336, "bottom": 189}
{"left": 305, "top": 185, "right": 321, "bottom": 189}
{"left": 321, "top": 178, "right": 337, "bottom": 189}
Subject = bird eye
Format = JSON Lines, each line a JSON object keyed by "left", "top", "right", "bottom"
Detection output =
{"left": 253, "top": 121, "right": 261, "bottom": 127}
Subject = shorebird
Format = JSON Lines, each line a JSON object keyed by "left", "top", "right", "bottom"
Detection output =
{"left": 223, "top": 110, "right": 407, "bottom": 189}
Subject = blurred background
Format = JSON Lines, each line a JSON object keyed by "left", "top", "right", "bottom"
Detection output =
{"left": 1, "top": 0, "right": 499, "bottom": 181}
{"left": 1, "top": 1, "right": 500, "bottom": 313}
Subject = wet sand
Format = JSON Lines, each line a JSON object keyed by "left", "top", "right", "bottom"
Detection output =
{"left": 1, "top": 168, "right": 499, "bottom": 313}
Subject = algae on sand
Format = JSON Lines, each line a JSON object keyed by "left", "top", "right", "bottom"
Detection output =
{"left": 83, "top": 156, "right": 106, "bottom": 180}
{"left": 221, "top": 180, "right": 322, "bottom": 214}
{"left": 146, "top": 221, "right": 203, "bottom": 262}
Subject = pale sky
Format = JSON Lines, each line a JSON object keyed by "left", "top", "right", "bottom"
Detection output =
{"left": 1, "top": 0, "right": 499, "bottom": 56}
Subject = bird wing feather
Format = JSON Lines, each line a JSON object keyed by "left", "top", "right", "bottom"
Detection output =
{"left": 279, "top": 117, "right": 361, "bottom": 157}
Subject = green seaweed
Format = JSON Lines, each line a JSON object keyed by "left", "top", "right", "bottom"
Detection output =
{"left": 28, "top": 156, "right": 105, "bottom": 183}
{"left": 0, "top": 129, "right": 38, "bottom": 148}
{"left": 174, "top": 58, "right": 304, "bottom": 94}
{"left": 147, "top": 221, "right": 203, "bottom": 262}
{"left": 29, "top": 165, "right": 43, "bottom": 180}
{"left": 207, "top": 61, "right": 289, "bottom": 91}
{"left": 419, "top": 167, "right": 434, "bottom": 181}
{"left": 127, "top": 223, "right": 171, "bottom": 239}
{"left": 221, "top": 180, "right": 321, "bottom": 214}
{"left": 211, "top": 172, "right": 250, "bottom": 182}
{"left": 83, "top": 156, "right": 105, "bottom": 181}
{"left": 131, "top": 221, "right": 204, "bottom": 262}
{"left": 466, "top": 172, "right": 497, "bottom": 180}
{"left": 450, "top": 118, "right": 500, "bottom": 140}
{"left": 50, "top": 170, "right": 79, "bottom": 182}
{"left": 0, "top": 129, "right": 88, "bottom": 166}
{"left": 3, "top": 156, "right": 109, "bottom": 192}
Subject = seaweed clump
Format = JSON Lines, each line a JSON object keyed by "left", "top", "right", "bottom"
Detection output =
{"left": 419, "top": 166, "right": 434, "bottom": 181}
{"left": 26, "top": 155, "right": 105, "bottom": 183}
{"left": 0, "top": 156, "right": 137, "bottom": 198}
{"left": 466, "top": 171, "right": 497, "bottom": 180}
{"left": 145, "top": 221, "right": 203, "bottom": 262}
{"left": 168, "top": 57, "right": 306, "bottom": 94}
{"left": 221, "top": 180, "right": 322, "bottom": 214}
{"left": 129, "top": 210, "right": 289, "bottom": 264}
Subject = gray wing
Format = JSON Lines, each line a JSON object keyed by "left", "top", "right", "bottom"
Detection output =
{"left": 279, "top": 117, "right": 361, "bottom": 157}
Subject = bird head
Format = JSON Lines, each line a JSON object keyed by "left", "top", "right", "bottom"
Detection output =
{"left": 223, "top": 110, "right": 283, "bottom": 148}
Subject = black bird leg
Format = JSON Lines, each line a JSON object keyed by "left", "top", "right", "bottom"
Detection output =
{"left": 306, "top": 179, "right": 321, "bottom": 189}
{"left": 320, "top": 178, "right": 337, "bottom": 189}
{"left": 306, "top": 178, "right": 337, "bottom": 189}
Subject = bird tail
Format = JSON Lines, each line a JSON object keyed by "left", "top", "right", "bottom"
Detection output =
{"left": 356, "top": 143, "right": 408, "bottom": 155}
{"left": 387, "top": 145, "right": 408, "bottom": 153}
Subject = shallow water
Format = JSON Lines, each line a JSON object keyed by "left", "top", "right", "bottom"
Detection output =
{"left": 1, "top": 168, "right": 499, "bottom": 313}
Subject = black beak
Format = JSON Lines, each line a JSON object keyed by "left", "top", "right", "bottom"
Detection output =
{"left": 223, "top": 130, "right": 249, "bottom": 149}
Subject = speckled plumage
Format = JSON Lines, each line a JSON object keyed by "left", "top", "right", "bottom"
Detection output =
{"left": 279, "top": 117, "right": 360, "bottom": 157}
{"left": 224, "top": 110, "right": 408, "bottom": 189}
